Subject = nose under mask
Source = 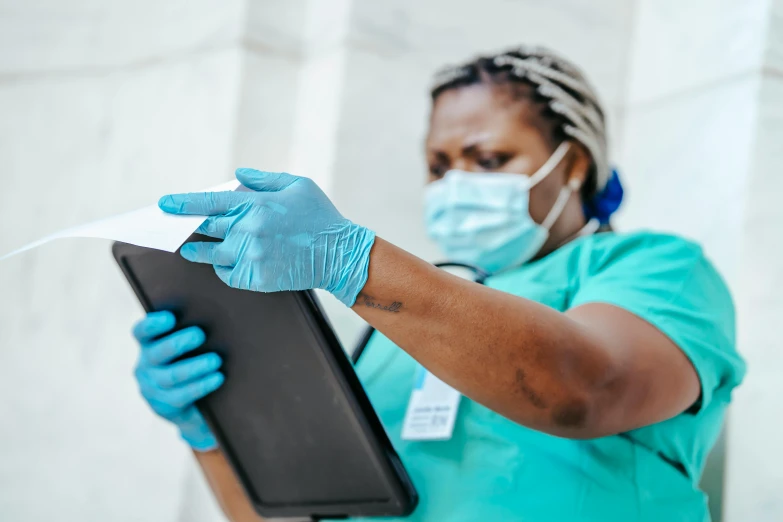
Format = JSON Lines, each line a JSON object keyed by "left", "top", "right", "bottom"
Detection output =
{"left": 424, "top": 142, "right": 579, "bottom": 273}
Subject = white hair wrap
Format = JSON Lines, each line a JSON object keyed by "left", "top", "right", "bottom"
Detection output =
{"left": 431, "top": 47, "right": 610, "bottom": 192}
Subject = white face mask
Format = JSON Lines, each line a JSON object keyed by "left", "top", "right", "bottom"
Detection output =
{"left": 424, "top": 142, "right": 579, "bottom": 273}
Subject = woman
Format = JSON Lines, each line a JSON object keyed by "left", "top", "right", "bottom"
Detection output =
{"left": 132, "top": 46, "right": 745, "bottom": 521}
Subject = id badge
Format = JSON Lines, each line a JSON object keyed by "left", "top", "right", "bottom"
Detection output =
{"left": 401, "top": 364, "right": 461, "bottom": 441}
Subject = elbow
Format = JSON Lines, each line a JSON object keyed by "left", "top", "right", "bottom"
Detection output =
{"left": 548, "top": 394, "right": 604, "bottom": 439}
{"left": 549, "top": 341, "right": 629, "bottom": 439}
{"left": 509, "top": 370, "right": 610, "bottom": 438}
{"left": 511, "top": 349, "right": 626, "bottom": 439}
{"left": 550, "top": 395, "right": 590, "bottom": 433}
{"left": 544, "top": 353, "right": 627, "bottom": 439}
{"left": 548, "top": 376, "right": 626, "bottom": 440}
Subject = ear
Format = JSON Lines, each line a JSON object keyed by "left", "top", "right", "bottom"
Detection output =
{"left": 564, "top": 142, "right": 592, "bottom": 189}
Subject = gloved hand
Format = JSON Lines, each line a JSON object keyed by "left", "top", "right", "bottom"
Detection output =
{"left": 132, "top": 311, "right": 224, "bottom": 452}
{"left": 158, "top": 168, "right": 376, "bottom": 307}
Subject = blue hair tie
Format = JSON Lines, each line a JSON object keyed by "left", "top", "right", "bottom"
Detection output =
{"left": 583, "top": 168, "right": 624, "bottom": 225}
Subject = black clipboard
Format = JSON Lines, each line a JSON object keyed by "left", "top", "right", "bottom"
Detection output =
{"left": 113, "top": 235, "right": 417, "bottom": 520}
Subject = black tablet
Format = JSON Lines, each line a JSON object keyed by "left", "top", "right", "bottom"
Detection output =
{"left": 113, "top": 235, "right": 417, "bottom": 520}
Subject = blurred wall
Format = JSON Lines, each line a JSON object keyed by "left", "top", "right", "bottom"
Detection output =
{"left": 0, "top": 1, "right": 247, "bottom": 521}
{"left": 0, "top": 1, "right": 780, "bottom": 521}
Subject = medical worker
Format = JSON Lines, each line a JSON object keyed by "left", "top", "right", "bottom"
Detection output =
{"left": 131, "top": 47, "right": 745, "bottom": 521}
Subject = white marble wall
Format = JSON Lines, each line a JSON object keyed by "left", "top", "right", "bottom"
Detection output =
{"left": 724, "top": 51, "right": 783, "bottom": 522}
{"left": 0, "top": 2, "right": 245, "bottom": 521}
{"left": 2, "top": 0, "right": 780, "bottom": 521}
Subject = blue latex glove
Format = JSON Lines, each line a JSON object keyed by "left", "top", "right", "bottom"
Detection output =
{"left": 158, "top": 169, "right": 376, "bottom": 307}
{"left": 132, "top": 311, "right": 224, "bottom": 452}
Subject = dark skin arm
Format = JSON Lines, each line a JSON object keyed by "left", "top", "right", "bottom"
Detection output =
{"left": 352, "top": 238, "right": 700, "bottom": 439}
{"left": 194, "top": 450, "right": 266, "bottom": 522}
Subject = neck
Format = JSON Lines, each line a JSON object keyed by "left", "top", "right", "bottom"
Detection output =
{"left": 555, "top": 219, "right": 599, "bottom": 249}
{"left": 532, "top": 194, "right": 588, "bottom": 260}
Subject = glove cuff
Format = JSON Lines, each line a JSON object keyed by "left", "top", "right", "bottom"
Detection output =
{"left": 327, "top": 223, "right": 376, "bottom": 307}
{"left": 181, "top": 428, "right": 219, "bottom": 452}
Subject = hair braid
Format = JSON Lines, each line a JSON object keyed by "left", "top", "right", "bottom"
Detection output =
{"left": 431, "top": 46, "right": 609, "bottom": 199}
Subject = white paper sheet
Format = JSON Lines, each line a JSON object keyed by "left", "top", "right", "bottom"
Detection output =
{"left": 0, "top": 180, "right": 241, "bottom": 260}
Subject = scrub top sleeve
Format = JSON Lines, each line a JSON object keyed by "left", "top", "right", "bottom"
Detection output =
{"left": 569, "top": 234, "right": 744, "bottom": 413}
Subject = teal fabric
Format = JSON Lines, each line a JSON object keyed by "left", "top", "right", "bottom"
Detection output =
{"left": 352, "top": 231, "right": 745, "bottom": 522}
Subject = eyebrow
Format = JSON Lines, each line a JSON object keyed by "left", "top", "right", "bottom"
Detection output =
{"left": 461, "top": 143, "right": 479, "bottom": 156}
{"left": 461, "top": 135, "right": 491, "bottom": 153}
{"left": 426, "top": 141, "right": 485, "bottom": 159}
{"left": 462, "top": 140, "right": 506, "bottom": 157}
{"left": 426, "top": 133, "right": 502, "bottom": 158}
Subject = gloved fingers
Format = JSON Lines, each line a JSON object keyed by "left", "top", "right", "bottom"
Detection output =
{"left": 159, "top": 372, "right": 225, "bottom": 408}
{"left": 141, "top": 326, "right": 206, "bottom": 366}
{"left": 214, "top": 263, "right": 258, "bottom": 291}
{"left": 177, "top": 406, "right": 210, "bottom": 429}
{"left": 158, "top": 191, "right": 247, "bottom": 216}
{"left": 180, "top": 241, "right": 238, "bottom": 266}
{"left": 132, "top": 311, "right": 176, "bottom": 343}
{"left": 235, "top": 168, "right": 300, "bottom": 192}
{"left": 141, "top": 394, "right": 181, "bottom": 419}
{"left": 214, "top": 265, "right": 234, "bottom": 288}
{"left": 147, "top": 353, "right": 223, "bottom": 389}
{"left": 177, "top": 407, "right": 219, "bottom": 451}
{"left": 196, "top": 216, "right": 234, "bottom": 239}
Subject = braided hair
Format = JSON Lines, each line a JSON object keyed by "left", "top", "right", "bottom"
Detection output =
{"left": 431, "top": 45, "right": 610, "bottom": 204}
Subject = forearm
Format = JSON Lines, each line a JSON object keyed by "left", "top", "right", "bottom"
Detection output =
{"left": 194, "top": 449, "right": 267, "bottom": 522}
{"left": 351, "top": 238, "right": 620, "bottom": 437}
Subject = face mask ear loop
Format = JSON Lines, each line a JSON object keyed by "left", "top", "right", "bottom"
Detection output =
{"left": 541, "top": 177, "right": 582, "bottom": 231}
{"left": 528, "top": 141, "right": 571, "bottom": 188}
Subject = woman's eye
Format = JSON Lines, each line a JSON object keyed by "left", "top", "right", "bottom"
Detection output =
{"left": 429, "top": 164, "right": 447, "bottom": 178}
{"left": 477, "top": 155, "right": 509, "bottom": 171}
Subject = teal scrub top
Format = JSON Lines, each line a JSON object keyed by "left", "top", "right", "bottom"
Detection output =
{"left": 353, "top": 231, "right": 745, "bottom": 522}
